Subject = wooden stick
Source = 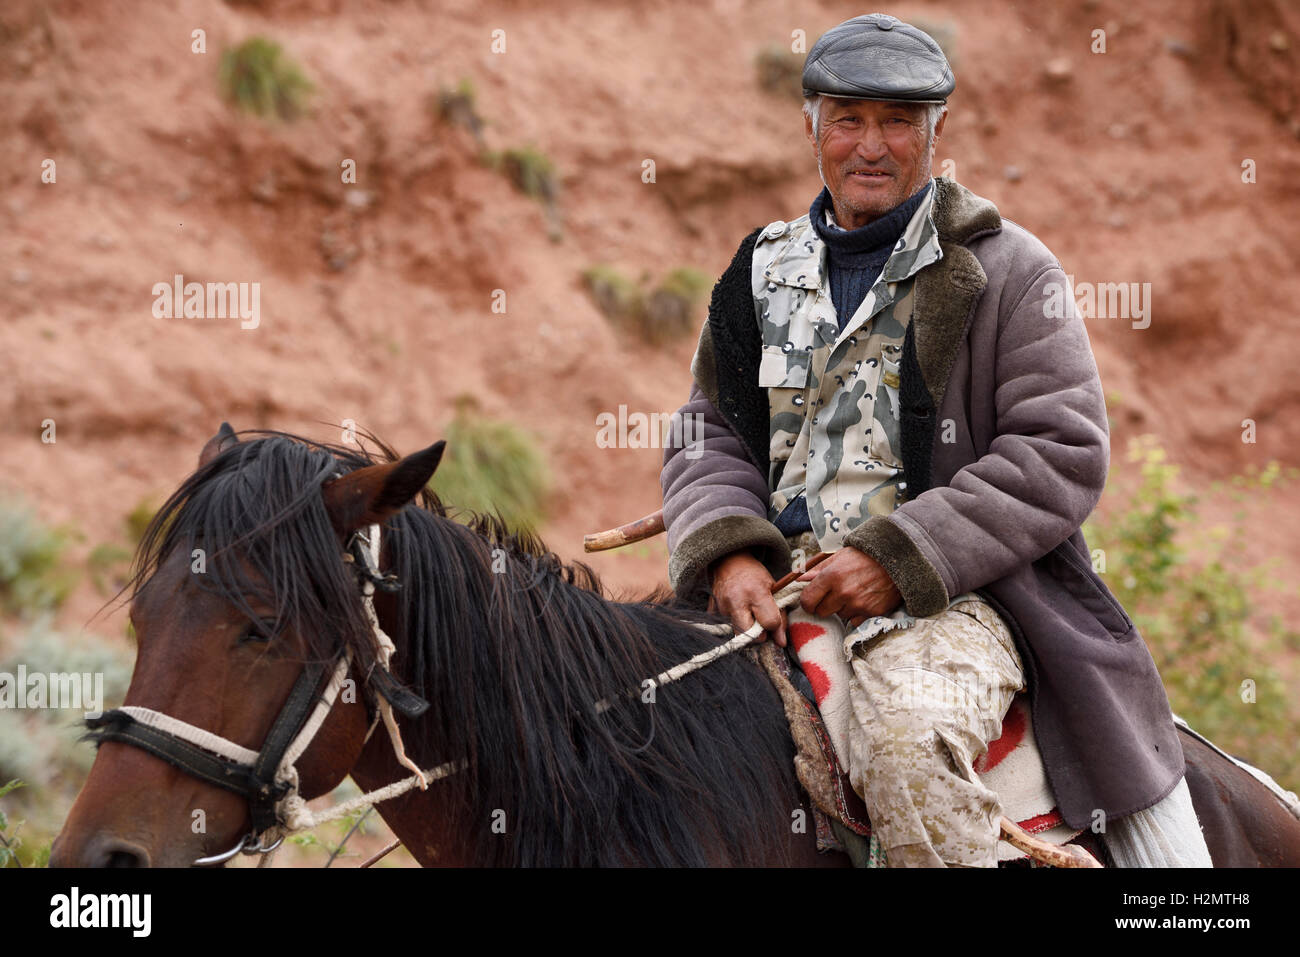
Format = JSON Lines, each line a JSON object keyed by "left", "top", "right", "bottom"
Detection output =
{"left": 998, "top": 816, "right": 1103, "bottom": 868}
{"left": 584, "top": 509, "right": 665, "bottom": 551}
{"left": 358, "top": 838, "right": 402, "bottom": 869}
{"left": 769, "top": 551, "right": 831, "bottom": 592}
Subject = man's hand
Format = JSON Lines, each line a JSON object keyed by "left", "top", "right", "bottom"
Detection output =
{"left": 797, "top": 546, "right": 901, "bottom": 628}
{"left": 708, "top": 551, "right": 787, "bottom": 647}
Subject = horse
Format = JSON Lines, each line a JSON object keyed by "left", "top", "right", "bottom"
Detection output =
{"left": 49, "top": 425, "right": 1300, "bottom": 867}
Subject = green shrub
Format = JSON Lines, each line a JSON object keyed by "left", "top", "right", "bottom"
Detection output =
{"left": 755, "top": 44, "right": 806, "bottom": 98}
{"left": 1083, "top": 436, "right": 1300, "bottom": 790}
{"left": 0, "top": 620, "right": 134, "bottom": 792}
{"left": 583, "top": 264, "right": 643, "bottom": 324}
{"left": 219, "top": 37, "right": 313, "bottom": 121}
{"left": 0, "top": 779, "right": 43, "bottom": 868}
{"left": 481, "top": 145, "right": 563, "bottom": 239}
{"left": 435, "top": 77, "right": 484, "bottom": 143}
{"left": 583, "top": 264, "right": 710, "bottom": 345}
{"left": 428, "top": 400, "right": 551, "bottom": 533}
{"left": 497, "top": 146, "right": 558, "bottom": 202}
{"left": 125, "top": 497, "right": 161, "bottom": 547}
{"left": 0, "top": 497, "right": 76, "bottom": 617}
{"left": 645, "top": 267, "right": 712, "bottom": 343}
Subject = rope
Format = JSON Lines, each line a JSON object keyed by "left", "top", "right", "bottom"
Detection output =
{"left": 594, "top": 578, "right": 810, "bottom": 713}
{"left": 277, "top": 759, "right": 467, "bottom": 833}
{"left": 358, "top": 524, "right": 428, "bottom": 790}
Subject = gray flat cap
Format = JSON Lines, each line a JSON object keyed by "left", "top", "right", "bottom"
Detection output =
{"left": 802, "top": 13, "right": 954, "bottom": 103}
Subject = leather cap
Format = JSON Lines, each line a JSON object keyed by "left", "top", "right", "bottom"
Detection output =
{"left": 802, "top": 13, "right": 954, "bottom": 103}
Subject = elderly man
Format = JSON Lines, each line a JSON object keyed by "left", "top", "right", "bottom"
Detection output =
{"left": 661, "top": 13, "right": 1210, "bottom": 866}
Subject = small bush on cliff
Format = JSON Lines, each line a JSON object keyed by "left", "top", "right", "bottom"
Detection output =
{"left": 645, "top": 267, "right": 712, "bottom": 343}
{"left": 434, "top": 78, "right": 485, "bottom": 145}
{"left": 583, "top": 265, "right": 711, "bottom": 345}
{"left": 755, "top": 44, "right": 805, "bottom": 98}
{"left": 220, "top": 37, "right": 314, "bottom": 121}
{"left": 496, "top": 146, "right": 558, "bottom": 203}
{"left": 428, "top": 398, "right": 550, "bottom": 533}
{"left": 583, "top": 264, "right": 643, "bottom": 327}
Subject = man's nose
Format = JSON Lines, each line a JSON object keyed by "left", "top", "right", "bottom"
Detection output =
{"left": 851, "top": 124, "right": 889, "bottom": 162}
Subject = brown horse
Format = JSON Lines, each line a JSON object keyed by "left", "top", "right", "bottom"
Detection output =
{"left": 50, "top": 425, "right": 1300, "bottom": 867}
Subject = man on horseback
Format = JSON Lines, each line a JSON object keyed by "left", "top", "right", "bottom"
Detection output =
{"left": 661, "top": 13, "right": 1211, "bottom": 866}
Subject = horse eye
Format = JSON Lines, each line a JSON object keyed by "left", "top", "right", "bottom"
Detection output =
{"left": 240, "top": 618, "right": 279, "bottom": 643}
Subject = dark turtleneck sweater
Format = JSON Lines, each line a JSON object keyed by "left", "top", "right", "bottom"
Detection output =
{"left": 810, "top": 179, "right": 932, "bottom": 332}
{"left": 771, "top": 180, "right": 932, "bottom": 537}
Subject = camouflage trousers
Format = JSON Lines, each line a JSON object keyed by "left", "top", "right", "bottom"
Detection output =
{"left": 785, "top": 535, "right": 1025, "bottom": 867}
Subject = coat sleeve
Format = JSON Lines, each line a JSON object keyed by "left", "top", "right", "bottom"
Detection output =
{"left": 661, "top": 379, "right": 792, "bottom": 604}
{"left": 843, "top": 260, "right": 1110, "bottom": 617}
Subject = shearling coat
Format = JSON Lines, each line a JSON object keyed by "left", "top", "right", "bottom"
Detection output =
{"left": 660, "top": 176, "right": 1184, "bottom": 828}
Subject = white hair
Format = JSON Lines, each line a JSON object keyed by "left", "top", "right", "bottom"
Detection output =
{"left": 803, "top": 94, "right": 946, "bottom": 144}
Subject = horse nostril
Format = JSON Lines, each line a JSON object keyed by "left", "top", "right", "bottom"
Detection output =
{"left": 94, "top": 838, "right": 151, "bottom": 868}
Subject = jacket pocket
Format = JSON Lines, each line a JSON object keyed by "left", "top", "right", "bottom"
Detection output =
{"left": 758, "top": 345, "right": 811, "bottom": 389}
{"left": 1046, "top": 540, "right": 1134, "bottom": 640}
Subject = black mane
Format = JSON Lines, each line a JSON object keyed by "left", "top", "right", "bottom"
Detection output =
{"left": 127, "top": 429, "right": 799, "bottom": 866}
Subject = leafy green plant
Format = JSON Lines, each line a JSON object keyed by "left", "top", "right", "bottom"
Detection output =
{"left": 219, "top": 37, "right": 313, "bottom": 121}
{"left": 0, "top": 779, "right": 27, "bottom": 868}
{"left": 0, "top": 497, "right": 76, "bottom": 617}
{"left": 1083, "top": 436, "right": 1300, "bottom": 790}
{"left": 0, "top": 779, "right": 47, "bottom": 868}
{"left": 428, "top": 399, "right": 551, "bottom": 533}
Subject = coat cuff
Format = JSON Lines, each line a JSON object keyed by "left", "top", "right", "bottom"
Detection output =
{"left": 669, "top": 514, "right": 792, "bottom": 605}
{"left": 843, "top": 515, "right": 949, "bottom": 617}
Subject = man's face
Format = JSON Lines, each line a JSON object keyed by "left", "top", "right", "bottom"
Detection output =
{"left": 805, "top": 98, "right": 944, "bottom": 229}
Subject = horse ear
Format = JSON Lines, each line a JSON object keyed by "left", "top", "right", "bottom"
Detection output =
{"left": 322, "top": 440, "right": 446, "bottom": 536}
{"left": 198, "top": 422, "right": 239, "bottom": 468}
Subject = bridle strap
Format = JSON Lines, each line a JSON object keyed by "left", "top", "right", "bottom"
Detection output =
{"left": 83, "top": 653, "right": 345, "bottom": 831}
{"left": 248, "top": 657, "right": 334, "bottom": 834}
{"left": 84, "top": 710, "right": 266, "bottom": 799}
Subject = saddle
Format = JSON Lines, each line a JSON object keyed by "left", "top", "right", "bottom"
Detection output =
{"left": 753, "top": 641, "right": 1083, "bottom": 862}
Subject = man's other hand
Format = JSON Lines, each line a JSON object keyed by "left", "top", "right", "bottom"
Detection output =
{"left": 797, "top": 546, "right": 901, "bottom": 628}
{"left": 708, "top": 551, "right": 787, "bottom": 647}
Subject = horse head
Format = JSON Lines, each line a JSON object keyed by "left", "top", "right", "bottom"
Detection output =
{"left": 50, "top": 423, "right": 445, "bottom": 867}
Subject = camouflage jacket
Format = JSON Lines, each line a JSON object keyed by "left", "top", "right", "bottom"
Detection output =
{"left": 661, "top": 177, "right": 1184, "bottom": 828}
{"left": 758, "top": 180, "right": 942, "bottom": 551}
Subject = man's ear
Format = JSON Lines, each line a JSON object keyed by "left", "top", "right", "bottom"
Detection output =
{"left": 199, "top": 422, "right": 239, "bottom": 469}
{"left": 931, "top": 108, "right": 948, "bottom": 150}
{"left": 804, "top": 105, "right": 817, "bottom": 153}
{"left": 321, "top": 440, "right": 446, "bottom": 537}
